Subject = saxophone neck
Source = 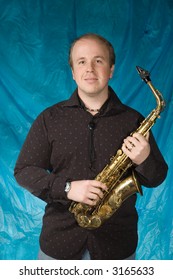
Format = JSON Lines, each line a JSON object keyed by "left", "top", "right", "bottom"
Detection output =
{"left": 147, "top": 81, "right": 165, "bottom": 113}
{"left": 135, "top": 66, "right": 166, "bottom": 137}
{"left": 136, "top": 66, "right": 165, "bottom": 114}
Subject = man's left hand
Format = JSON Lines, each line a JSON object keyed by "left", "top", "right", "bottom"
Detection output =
{"left": 122, "top": 132, "right": 150, "bottom": 165}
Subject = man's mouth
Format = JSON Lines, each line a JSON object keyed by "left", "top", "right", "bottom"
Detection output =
{"left": 84, "top": 77, "right": 98, "bottom": 82}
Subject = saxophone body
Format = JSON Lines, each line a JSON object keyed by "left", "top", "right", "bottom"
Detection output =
{"left": 69, "top": 66, "right": 165, "bottom": 229}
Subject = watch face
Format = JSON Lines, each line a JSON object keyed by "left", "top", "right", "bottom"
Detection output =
{"left": 65, "top": 182, "right": 71, "bottom": 192}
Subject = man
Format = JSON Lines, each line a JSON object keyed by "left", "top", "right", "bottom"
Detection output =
{"left": 14, "top": 33, "right": 168, "bottom": 260}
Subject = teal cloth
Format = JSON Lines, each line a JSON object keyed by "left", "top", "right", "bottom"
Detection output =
{"left": 0, "top": 0, "right": 172, "bottom": 259}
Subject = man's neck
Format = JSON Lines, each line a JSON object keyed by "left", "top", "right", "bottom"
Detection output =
{"left": 78, "top": 88, "right": 109, "bottom": 114}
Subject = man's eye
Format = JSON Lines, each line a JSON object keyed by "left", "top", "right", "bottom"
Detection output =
{"left": 78, "top": 60, "right": 85, "bottom": 65}
{"left": 96, "top": 59, "right": 103, "bottom": 64}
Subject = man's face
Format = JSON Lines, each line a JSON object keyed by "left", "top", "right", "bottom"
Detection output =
{"left": 71, "top": 38, "right": 114, "bottom": 98}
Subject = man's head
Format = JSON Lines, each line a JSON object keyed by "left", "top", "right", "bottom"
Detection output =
{"left": 68, "top": 33, "right": 115, "bottom": 98}
{"left": 69, "top": 33, "right": 116, "bottom": 69}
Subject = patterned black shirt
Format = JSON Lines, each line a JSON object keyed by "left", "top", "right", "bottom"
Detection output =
{"left": 14, "top": 87, "right": 168, "bottom": 259}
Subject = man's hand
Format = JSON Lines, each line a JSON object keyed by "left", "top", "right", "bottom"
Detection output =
{"left": 122, "top": 132, "right": 150, "bottom": 165}
{"left": 67, "top": 180, "right": 107, "bottom": 206}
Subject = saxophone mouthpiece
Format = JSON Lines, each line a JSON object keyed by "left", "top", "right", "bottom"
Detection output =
{"left": 136, "top": 66, "right": 151, "bottom": 83}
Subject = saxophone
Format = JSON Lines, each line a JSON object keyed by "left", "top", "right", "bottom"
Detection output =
{"left": 69, "top": 66, "right": 165, "bottom": 229}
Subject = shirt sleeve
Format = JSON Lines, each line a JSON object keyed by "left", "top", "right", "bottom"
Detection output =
{"left": 14, "top": 111, "right": 69, "bottom": 204}
{"left": 134, "top": 131, "right": 168, "bottom": 187}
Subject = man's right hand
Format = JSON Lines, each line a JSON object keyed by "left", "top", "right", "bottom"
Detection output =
{"left": 67, "top": 180, "right": 107, "bottom": 206}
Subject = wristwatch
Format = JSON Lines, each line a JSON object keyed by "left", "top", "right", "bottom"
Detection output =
{"left": 65, "top": 181, "right": 71, "bottom": 193}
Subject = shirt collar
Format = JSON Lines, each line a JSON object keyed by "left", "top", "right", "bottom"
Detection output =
{"left": 61, "top": 88, "right": 81, "bottom": 108}
{"left": 61, "top": 86, "right": 128, "bottom": 116}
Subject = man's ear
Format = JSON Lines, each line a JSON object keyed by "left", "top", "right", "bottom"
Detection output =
{"left": 109, "top": 65, "right": 115, "bottom": 79}
{"left": 71, "top": 68, "right": 75, "bottom": 80}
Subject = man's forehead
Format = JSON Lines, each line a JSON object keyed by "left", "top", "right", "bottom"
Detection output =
{"left": 74, "top": 37, "right": 106, "bottom": 47}
{"left": 72, "top": 38, "right": 109, "bottom": 56}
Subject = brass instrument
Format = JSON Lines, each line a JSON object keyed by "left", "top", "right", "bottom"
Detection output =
{"left": 69, "top": 66, "right": 165, "bottom": 229}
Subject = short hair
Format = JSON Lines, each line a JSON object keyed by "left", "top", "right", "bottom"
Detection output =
{"left": 68, "top": 33, "right": 116, "bottom": 68}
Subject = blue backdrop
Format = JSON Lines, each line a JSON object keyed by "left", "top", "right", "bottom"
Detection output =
{"left": 0, "top": 0, "right": 172, "bottom": 260}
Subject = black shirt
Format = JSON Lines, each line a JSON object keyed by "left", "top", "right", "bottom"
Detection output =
{"left": 14, "top": 87, "right": 168, "bottom": 259}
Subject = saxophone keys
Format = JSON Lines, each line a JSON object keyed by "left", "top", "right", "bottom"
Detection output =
{"left": 90, "top": 216, "right": 102, "bottom": 228}
{"left": 79, "top": 215, "right": 102, "bottom": 229}
{"left": 78, "top": 215, "right": 91, "bottom": 228}
{"left": 117, "top": 149, "right": 123, "bottom": 156}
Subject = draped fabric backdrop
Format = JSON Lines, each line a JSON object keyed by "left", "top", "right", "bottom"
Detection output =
{"left": 0, "top": 0, "right": 172, "bottom": 260}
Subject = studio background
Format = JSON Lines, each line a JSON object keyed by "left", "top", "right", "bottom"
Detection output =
{"left": 0, "top": 0, "right": 172, "bottom": 260}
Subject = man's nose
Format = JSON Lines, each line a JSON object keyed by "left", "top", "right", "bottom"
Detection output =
{"left": 86, "top": 61, "right": 94, "bottom": 72}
